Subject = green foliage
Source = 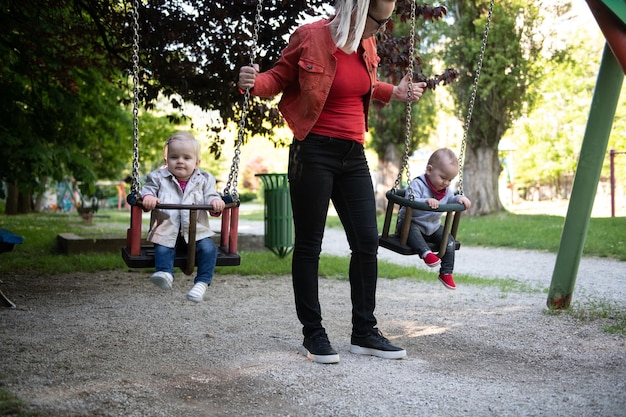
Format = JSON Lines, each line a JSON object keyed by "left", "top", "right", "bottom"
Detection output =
{"left": 0, "top": 2, "right": 131, "bottom": 208}
{"left": 505, "top": 23, "right": 626, "bottom": 193}
{"left": 370, "top": 4, "right": 449, "bottom": 158}
{"left": 454, "top": 211, "right": 626, "bottom": 260}
{"left": 443, "top": 0, "right": 544, "bottom": 148}
{"left": 133, "top": 0, "right": 328, "bottom": 142}
{"left": 238, "top": 192, "right": 258, "bottom": 203}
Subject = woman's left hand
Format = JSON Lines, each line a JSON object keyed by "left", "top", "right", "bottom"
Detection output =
{"left": 392, "top": 73, "right": 427, "bottom": 102}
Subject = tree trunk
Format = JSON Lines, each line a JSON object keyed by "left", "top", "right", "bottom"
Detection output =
{"left": 5, "top": 181, "right": 33, "bottom": 215}
{"left": 375, "top": 143, "right": 401, "bottom": 213}
{"left": 462, "top": 145, "right": 504, "bottom": 216}
{"left": 33, "top": 191, "right": 45, "bottom": 212}
{"left": 5, "top": 181, "right": 19, "bottom": 215}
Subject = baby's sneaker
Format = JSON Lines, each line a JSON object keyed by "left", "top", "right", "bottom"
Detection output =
{"left": 150, "top": 271, "right": 174, "bottom": 290}
{"left": 423, "top": 252, "right": 441, "bottom": 268}
{"left": 187, "top": 282, "right": 208, "bottom": 303}
{"left": 438, "top": 273, "right": 456, "bottom": 290}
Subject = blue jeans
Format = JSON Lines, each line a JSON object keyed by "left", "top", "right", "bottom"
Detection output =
{"left": 288, "top": 134, "right": 379, "bottom": 338}
{"left": 407, "top": 225, "right": 456, "bottom": 274}
{"left": 154, "top": 236, "right": 218, "bottom": 285}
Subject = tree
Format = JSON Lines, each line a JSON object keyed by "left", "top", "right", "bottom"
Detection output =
{"left": 133, "top": 0, "right": 327, "bottom": 150}
{"left": 443, "top": 0, "right": 545, "bottom": 215}
{"left": 0, "top": 1, "right": 133, "bottom": 213}
{"left": 0, "top": 1, "right": 185, "bottom": 214}
{"left": 502, "top": 3, "right": 625, "bottom": 203}
{"left": 2, "top": 0, "right": 565, "bottom": 218}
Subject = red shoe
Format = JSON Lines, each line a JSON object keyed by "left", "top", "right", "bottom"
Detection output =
{"left": 438, "top": 273, "right": 456, "bottom": 290}
{"left": 423, "top": 252, "right": 441, "bottom": 268}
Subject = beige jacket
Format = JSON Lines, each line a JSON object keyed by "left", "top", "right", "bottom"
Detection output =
{"left": 141, "top": 167, "right": 221, "bottom": 248}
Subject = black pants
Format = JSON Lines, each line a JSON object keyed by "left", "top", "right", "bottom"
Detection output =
{"left": 288, "top": 134, "right": 379, "bottom": 338}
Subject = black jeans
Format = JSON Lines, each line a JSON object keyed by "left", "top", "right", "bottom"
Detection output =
{"left": 288, "top": 134, "right": 379, "bottom": 338}
{"left": 407, "top": 224, "right": 456, "bottom": 274}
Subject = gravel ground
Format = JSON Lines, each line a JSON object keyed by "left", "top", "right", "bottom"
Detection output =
{"left": 1, "top": 221, "right": 625, "bottom": 416}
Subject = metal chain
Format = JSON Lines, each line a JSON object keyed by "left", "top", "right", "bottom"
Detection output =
{"left": 224, "top": 0, "right": 263, "bottom": 198}
{"left": 457, "top": 0, "right": 493, "bottom": 195}
{"left": 130, "top": 0, "right": 141, "bottom": 196}
{"left": 394, "top": 0, "right": 417, "bottom": 197}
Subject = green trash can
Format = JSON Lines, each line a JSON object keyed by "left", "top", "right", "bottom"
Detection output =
{"left": 255, "top": 173, "right": 294, "bottom": 257}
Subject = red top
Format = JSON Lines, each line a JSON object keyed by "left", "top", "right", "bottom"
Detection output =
{"left": 311, "top": 48, "right": 370, "bottom": 142}
{"left": 248, "top": 19, "right": 395, "bottom": 141}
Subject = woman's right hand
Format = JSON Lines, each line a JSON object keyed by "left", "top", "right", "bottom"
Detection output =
{"left": 238, "top": 64, "right": 259, "bottom": 90}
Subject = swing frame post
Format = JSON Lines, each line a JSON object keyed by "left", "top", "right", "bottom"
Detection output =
{"left": 221, "top": 205, "right": 240, "bottom": 254}
{"left": 127, "top": 204, "right": 143, "bottom": 257}
{"left": 381, "top": 197, "right": 396, "bottom": 239}
{"left": 398, "top": 207, "right": 413, "bottom": 247}
{"left": 184, "top": 209, "right": 198, "bottom": 275}
{"left": 547, "top": 43, "right": 624, "bottom": 309}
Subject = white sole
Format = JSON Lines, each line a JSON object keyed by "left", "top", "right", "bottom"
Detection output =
{"left": 298, "top": 345, "right": 340, "bottom": 364}
{"left": 349, "top": 344, "right": 407, "bottom": 359}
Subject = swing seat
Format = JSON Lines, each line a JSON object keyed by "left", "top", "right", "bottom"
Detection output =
{"left": 122, "top": 198, "right": 241, "bottom": 273}
{"left": 379, "top": 189, "right": 465, "bottom": 257}
{"left": 379, "top": 233, "right": 461, "bottom": 255}
{"left": 121, "top": 244, "right": 241, "bottom": 268}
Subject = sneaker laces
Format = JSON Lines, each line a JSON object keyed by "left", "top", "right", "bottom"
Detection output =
{"left": 312, "top": 333, "right": 332, "bottom": 350}
{"left": 372, "top": 329, "right": 399, "bottom": 348}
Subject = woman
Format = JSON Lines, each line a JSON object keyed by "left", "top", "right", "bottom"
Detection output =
{"left": 238, "top": 0, "right": 427, "bottom": 364}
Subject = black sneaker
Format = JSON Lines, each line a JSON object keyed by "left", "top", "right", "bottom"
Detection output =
{"left": 349, "top": 329, "right": 406, "bottom": 359}
{"left": 299, "top": 331, "right": 340, "bottom": 364}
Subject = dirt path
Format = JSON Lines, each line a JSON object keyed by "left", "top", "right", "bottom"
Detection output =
{"left": 1, "top": 265, "right": 624, "bottom": 416}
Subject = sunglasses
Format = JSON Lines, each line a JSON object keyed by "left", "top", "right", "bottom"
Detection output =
{"left": 367, "top": 13, "right": 391, "bottom": 33}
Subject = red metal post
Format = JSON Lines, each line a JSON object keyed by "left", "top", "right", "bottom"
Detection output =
{"left": 229, "top": 207, "right": 239, "bottom": 254}
{"left": 610, "top": 149, "right": 616, "bottom": 217}
{"left": 220, "top": 207, "right": 231, "bottom": 249}
{"left": 127, "top": 205, "right": 143, "bottom": 256}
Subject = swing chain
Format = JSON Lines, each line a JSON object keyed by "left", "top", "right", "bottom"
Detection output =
{"left": 457, "top": 0, "right": 493, "bottom": 196}
{"left": 224, "top": 0, "right": 263, "bottom": 198}
{"left": 130, "top": 0, "right": 141, "bottom": 197}
{"left": 394, "top": 0, "right": 417, "bottom": 197}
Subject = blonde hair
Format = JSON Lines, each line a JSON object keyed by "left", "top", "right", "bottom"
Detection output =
{"left": 328, "top": 0, "right": 370, "bottom": 53}
{"left": 163, "top": 131, "right": 201, "bottom": 160}
{"left": 428, "top": 148, "right": 459, "bottom": 168}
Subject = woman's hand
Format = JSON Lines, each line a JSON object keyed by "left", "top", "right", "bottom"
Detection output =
{"left": 238, "top": 64, "right": 260, "bottom": 90}
{"left": 392, "top": 73, "right": 427, "bottom": 103}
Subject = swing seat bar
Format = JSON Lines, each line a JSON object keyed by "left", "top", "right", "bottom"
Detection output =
{"left": 122, "top": 198, "right": 241, "bottom": 273}
{"left": 379, "top": 189, "right": 465, "bottom": 257}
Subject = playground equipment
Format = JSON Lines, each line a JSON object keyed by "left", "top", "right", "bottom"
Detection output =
{"left": 547, "top": 0, "right": 625, "bottom": 309}
{"left": 609, "top": 149, "right": 625, "bottom": 217}
{"left": 379, "top": 0, "right": 493, "bottom": 258}
{"left": 121, "top": 0, "right": 264, "bottom": 272}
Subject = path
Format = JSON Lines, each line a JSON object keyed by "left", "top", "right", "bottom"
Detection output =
{"left": 237, "top": 220, "right": 626, "bottom": 304}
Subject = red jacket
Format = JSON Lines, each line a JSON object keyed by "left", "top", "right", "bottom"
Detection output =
{"left": 249, "top": 19, "right": 394, "bottom": 140}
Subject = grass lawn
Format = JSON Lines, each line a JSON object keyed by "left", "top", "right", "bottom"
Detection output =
{"left": 0, "top": 204, "right": 624, "bottom": 275}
